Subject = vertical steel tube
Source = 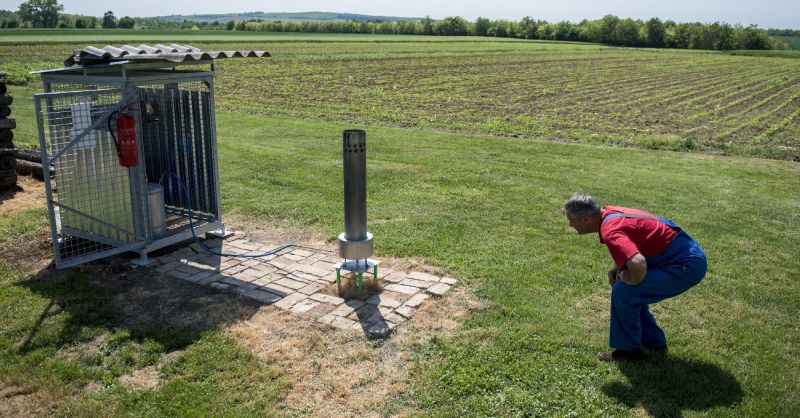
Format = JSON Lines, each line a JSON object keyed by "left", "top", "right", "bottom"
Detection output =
{"left": 342, "top": 129, "right": 367, "bottom": 241}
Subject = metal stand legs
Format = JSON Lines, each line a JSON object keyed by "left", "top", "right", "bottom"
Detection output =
{"left": 334, "top": 258, "right": 379, "bottom": 293}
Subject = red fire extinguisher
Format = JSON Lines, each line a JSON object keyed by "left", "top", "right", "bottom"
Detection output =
{"left": 109, "top": 107, "right": 138, "bottom": 167}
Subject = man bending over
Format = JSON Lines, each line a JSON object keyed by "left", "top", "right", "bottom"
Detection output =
{"left": 563, "top": 192, "right": 707, "bottom": 361}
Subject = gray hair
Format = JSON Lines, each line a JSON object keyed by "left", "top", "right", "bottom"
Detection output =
{"left": 563, "top": 192, "right": 600, "bottom": 219}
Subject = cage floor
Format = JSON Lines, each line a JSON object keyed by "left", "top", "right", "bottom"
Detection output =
{"left": 164, "top": 207, "right": 215, "bottom": 232}
{"left": 58, "top": 235, "right": 116, "bottom": 261}
{"left": 56, "top": 208, "right": 214, "bottom": 263}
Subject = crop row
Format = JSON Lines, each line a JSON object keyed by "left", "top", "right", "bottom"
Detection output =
{"left": 1, "top": 39, "right": 797, "bottom": 159}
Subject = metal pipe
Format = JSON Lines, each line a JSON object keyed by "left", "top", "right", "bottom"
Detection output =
{"left": 338, "top": 129, "right": 373, "bottom": 261}
{"left": 342, "top": 129, "right": 367, "bottom": 241}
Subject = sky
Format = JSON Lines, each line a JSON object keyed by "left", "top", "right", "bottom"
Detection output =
{"left": 1, "top": 0, "right": 798, "bottom": 29}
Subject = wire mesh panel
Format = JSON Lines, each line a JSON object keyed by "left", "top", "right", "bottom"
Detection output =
{"left": 137, "top": 80, "right": 219, "bottom": 233}
{"left": 35, "top": 88, "right": 143, "bottom": 268}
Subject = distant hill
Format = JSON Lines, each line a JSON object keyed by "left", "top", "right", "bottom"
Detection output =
{"left": 154, "top": 11, "right": 419, "bottom": 23}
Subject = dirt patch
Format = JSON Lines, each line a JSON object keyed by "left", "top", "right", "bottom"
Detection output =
{"left": 0, "top": 175, "right": 45, "bottom": 217}
{"left": 3, "top": 234, "right": 51, "bottom": 274}
{"left": 224, "top": 211, "right": 335, "bottom": 251}
{"left": 232, "top": 287, "right": 480, "bottom": 416}
{"left": 117, "top": 366, "right": 160, "bottom": 391}
{"left": 0, "top": 381, "right": 56, "bottom": 417}
{"left": 218, "top": 222, "right": 481, "bottom": 415}
{"left": 575, "top": 291, "right": 609, "bottom": 336}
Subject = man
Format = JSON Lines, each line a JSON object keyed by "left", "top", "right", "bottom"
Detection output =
{"left": 563, "top": 192, "right": 707, "bottom": 361}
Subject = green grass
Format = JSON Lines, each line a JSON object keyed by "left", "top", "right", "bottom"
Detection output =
{"left": 1, "top": 34, "right": 799, "bottom": 415}
{"left": 727, "top": 49, "right": 800, "bottom": 59}
{"left": 0, "top": 208, "right": 287, "bottom": 415}
{"left": 2, "top": 86, "right": 39, "bottom": 150}
{"left": 2, "top": 108, "right": 798, "bottom": 416}
{"left": 0, "top": 265, "right": 287, "bottom": 415}
{"left": 210, "top": 112, "right": 798, "bottom": 416}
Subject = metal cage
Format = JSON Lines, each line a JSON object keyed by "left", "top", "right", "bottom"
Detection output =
{"left": 36, "top": 69, "right": 225, "bottom": 268}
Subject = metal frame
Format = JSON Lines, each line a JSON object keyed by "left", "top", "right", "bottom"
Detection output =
{"left": 36, "top": 87, "right": 144, "bottom": 268}
{"left": 335, "top": 259, "right": 379, "bottom": 293}
{"left": 36, "top": 66, "right": 226, "bottom": 269}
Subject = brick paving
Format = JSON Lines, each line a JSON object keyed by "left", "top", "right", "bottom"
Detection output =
{"left": 148, "top": 234, "right": 456, "bottom": 338}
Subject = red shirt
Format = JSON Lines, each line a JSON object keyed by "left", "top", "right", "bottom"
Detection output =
{"left": 599, "top": 206, "right": 677, "bottom": 268}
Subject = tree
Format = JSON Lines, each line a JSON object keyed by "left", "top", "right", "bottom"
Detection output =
{"left": 474, "top": 17, "right": 491, "bottom": 36}
{"left": 18, "top": 0, "right": 63, "bottom": 28}
{"left": 553, "top": 21, "right": 578, "bottom": 41}
{"left": 612, "top": 18, "right": 641, "bottom": 46}
{"left": 421, "top": 16, "right": 434, "bottom": 35}
{"left": 598, "top": 15, "right": 621, "bottom": 44}
{"left": 0, "top": 10, "right": 22, "bottom": 28}
{"left": 102, "top": 10, "right": 116, "bottom": 28}
{"left": 645, "top": 18, "right": 666, "bottom": 47}
{"left": 735, "top": 25, "right": 773, "bottom": 49}
{"left": 436, "top": 16, "right": 468, "bottom": 36}
{"left": 487, "top": 19, "right": 516, "bottom": 38}
{"left": 517, "top": 17, "right": 538, "bottom": 39}
{"left": 74, "top": 15, "right": 97, "bottom": 28}
{"left": 118, "top": 16, "right": 134, "bottom": 29}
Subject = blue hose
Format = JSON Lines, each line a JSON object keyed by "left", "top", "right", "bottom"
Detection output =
{"left": 164, "top": 171, "right": 334, "bottom": 258}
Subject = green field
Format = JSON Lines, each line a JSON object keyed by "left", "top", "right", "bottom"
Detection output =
{"left": 1, "top": 31, "right": 799, "bottom": 416}
{"left": 2, "top": 30, "right": 797, "bottom": 160}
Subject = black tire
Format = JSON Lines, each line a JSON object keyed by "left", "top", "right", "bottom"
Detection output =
{"left": 0, "top": 129, "right": 12, "bottom": 143}
{"left": 0, "top": 155, "right": 16, "bottom": 170}
{"left": 15, "top": 149, "right": 41, "bottom": 163}
{"left": 0, "top": 170, "right": 17, "bottom": 189}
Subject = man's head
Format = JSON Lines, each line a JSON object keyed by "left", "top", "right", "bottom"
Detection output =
{"left": 563, "top": 192, "right": 602, "bottom": 235}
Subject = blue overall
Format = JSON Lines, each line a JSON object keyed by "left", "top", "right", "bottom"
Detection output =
{"left": 603, "top": 214, "right": 707, "bottom": 351}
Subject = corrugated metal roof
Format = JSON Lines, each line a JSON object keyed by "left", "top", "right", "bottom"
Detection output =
{"left": 64, "top": 44, "right": 270, "bottom": 67}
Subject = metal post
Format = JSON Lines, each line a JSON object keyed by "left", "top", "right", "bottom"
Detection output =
{"left": 338, "top": 129, "right": 373, "bottom": 260}
{"left": 342, "top": 129, "right": 367, "bottom": 241}
{"left": 333, "top": 129, "right": 379, "bottom": 295}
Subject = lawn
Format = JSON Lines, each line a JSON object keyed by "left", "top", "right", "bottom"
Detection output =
{"left": 1, "top": 32, "right": 799, "bottom": 416}
{"left": 212, "top": 113, "right": 799, "bottom": 416}
{"left": 2, "top": 106, "right": 798, "bottom": 415}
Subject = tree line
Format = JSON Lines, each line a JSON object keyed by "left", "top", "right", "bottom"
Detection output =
{"left": 768, "top": 29, "right": 800, "bottom": 37}
{"left": 0, "top": 0, "right": 788, "bottom": 51}
{"left": 230, "top": 16, "right": 782, "bottom": 50}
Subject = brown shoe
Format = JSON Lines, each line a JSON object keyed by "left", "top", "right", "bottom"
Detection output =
{"left": 597, "top": 349, "right": 646, "bottom": 362}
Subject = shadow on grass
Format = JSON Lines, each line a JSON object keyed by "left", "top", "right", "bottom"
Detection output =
{"left": 603, "top": 354, "right": 742, "bottom": 418}
{"left": 16, "top": 258, "right": 262, "bottom": 354}
{"left": 0, "top": 183, "right": 24, "bottom": 206}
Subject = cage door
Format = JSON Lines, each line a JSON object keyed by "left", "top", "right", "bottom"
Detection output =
{"left": 35, "top": 88, "right": 145, "bottom": 269}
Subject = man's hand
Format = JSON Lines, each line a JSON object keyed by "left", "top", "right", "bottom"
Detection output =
{"left": 620, "top": 253, "right": 647, "bottom": 286}
{"left": 608, "top": 266, "right": 618, "bottom": 286}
